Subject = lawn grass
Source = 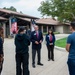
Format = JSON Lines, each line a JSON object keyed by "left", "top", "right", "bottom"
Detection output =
{"left": 55, "top": 37, "right": 67, "bottom": 48}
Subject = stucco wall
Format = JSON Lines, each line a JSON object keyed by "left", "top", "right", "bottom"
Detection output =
{"left": 63, "top": 25, "right": 70, "bottom": 33}
{"left": 55, "top": 25, "right": 63, "bottom": 33}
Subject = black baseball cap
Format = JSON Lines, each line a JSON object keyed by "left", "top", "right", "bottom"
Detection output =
{"left": 18, "top": 27, "right": 25, "bottom": 33}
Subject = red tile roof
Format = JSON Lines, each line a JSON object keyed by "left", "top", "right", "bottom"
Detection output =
{"left": 36, "top": 18, "right": 60, "bottom": 25}
{"left": 0, "top": 8, "right": 39, "bottom": 19}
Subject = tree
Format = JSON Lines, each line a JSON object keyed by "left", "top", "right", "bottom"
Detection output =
{"left": 3, "top": 6, "right": 17, "bottom": 12}
{"left": 38, "top": 0, "right": 75, "bottom": 22}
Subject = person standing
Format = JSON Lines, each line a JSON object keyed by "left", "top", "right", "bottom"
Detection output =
{"left": 31, "top": 25, "right": 43, "bottom": 68}
{"left": 0, "top": 27, "right": 4, "bottom": 74}
{"left": 26, "top": 29, "right": 31, "bottom": 38}
{"left": 15, "top": 27, "right": 30, "bottom": 75}
{"left": 45, "top": 29, "right": 55, "bottom": 61}
{"left": 66, "top": 21, "right": 75, "bottom": 75}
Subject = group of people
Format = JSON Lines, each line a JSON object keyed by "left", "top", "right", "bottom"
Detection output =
{"left": 14, "top": 25, "right": 56, "bottom": 75}
{"left": 0, "top": 21, "right": 75, "bottom": 75}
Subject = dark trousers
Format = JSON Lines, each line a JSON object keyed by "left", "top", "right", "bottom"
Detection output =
{"left": 0, "top": 60, "right": 3, "bottom": 74}
{"left": 67, "top": 59, "right": 75, "bottom": 75}
{"left": 47, "top": 45, "right": 54, "bottom": 60}
{"left": 32, "top": 49, "right": 41, "bottom": 65}
{"left": 16, "top": 53, "right": 29, "bottom": 75}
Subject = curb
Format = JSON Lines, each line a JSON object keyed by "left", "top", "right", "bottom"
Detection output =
{"left": 55, "top": 46, "right": 66, "bottom": 51}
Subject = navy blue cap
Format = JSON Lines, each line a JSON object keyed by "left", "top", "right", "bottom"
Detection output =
{"left": 18, "top": 27, "right": 25, "bottom": 33}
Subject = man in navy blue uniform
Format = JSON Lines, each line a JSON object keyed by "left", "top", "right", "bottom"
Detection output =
{"left": 66, "top": 21, "right": 75, "bottom": 75}
{"left": 15, "top": 27, "right": 30, "bottom": 75}
{"left": 31, "top": 25, "right": 43, "bottom": 68}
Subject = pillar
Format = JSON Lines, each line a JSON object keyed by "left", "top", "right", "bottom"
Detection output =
{"left": 41, "top": 25, "right": 43, "bottom": 33}
{"left": 47, "top": 25, "right": 48, "bottom": 32}
{"left": 3, "top": 23, "right": 6, "bottom": 38}
{"left": 9, "top": 17, "right": 12, "bottom": 36}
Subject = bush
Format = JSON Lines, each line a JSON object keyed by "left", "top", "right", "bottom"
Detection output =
{"left": 54, "top": 32, "right": 60, "bottom": 34}
{"left": 43, "top": 32, "right": 60, "bottom": 35}
{"left": 43, "top": 32, "right": 47, "bottom": 35}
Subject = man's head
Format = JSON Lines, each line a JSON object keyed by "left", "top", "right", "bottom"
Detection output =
{"left": 34, "top": 25, "right": 39, "bottom": 31}
{"left": 18, "top": 27, "right": 25, "bottom": 34}
{"left": 70, "top": 21, "right": 75, "bottom": 32}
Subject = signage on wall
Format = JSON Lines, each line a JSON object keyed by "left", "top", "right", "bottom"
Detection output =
{"left": 11, "top": 18, "right": 18, "bottom": 34}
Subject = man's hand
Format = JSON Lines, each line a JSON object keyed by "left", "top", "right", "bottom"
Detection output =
{"left": 50, "top": 43, "right": 53, "bottom": 45}
{"left": 35, "top": 41, "right": 39, "bottom": 44}
{"left": 39, "top": 40, "right": 42, "bottom": 43}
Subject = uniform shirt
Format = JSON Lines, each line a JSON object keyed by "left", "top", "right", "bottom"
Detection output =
{"left": 36, "top": 31, "right": 39, "bottom": 38}
{"left": 67, "top": 32, "right": 75, "bottom": 59}
{"left": 15, "top": 34, "right": 30, "bottom": 54}
{"left": 30, "top": 31, "right": 43, "bottom": 50}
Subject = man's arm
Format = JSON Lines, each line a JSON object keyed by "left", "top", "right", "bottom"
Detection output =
{"left": 66, "top": 44, "right": 71, "bottom": 52}
{"left": 54, "top": 35, "right": 56, "bottom": 42}
{"left": 66, "top": 35, "right": 71, "bottom": 52}
{"left": 40, "top": 32, "right": 43, "bottom": 43}
{"left": 30, "top": 32, "right": 35, "bottom": 43}
{"left": 41, "top": 32, "right": 43, "bottom": 41}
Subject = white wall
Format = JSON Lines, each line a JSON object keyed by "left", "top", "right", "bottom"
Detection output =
{"left": 63, "top": 25, "right": 70, "bottom": 33}
{"left": 55, "top": 25, "right": 63, "bottom": 33}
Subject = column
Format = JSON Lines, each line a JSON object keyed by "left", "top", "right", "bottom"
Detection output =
{"left": 41, "top": 25, "right": 43, "bottom": 33}
{"left": 30, "top": 19, "right": 35, "bottom": 31}
{"left": 3, "top": 23, "right": 6, "bottom": 38}
{"left": 47, "top": 25, "right": 48, "bottom": 32}
{"left": 9, "top": 17, "right": 12, "bottom": 36}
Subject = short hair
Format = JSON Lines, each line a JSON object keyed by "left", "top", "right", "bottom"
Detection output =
{"left": 34, "top": 25, "right": 38, "bottom": 28}
{"left": 70, "top": 21, "right": 75, "bottom": 30}
{"left": 18, "top": 27, "right": 25, "bottom": 33}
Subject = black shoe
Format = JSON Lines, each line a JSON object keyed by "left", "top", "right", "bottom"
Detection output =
{"left": 52, "top": 59, "right": 54, "bottom": 61}
{"left": 37, "top": 63, "right": 43, "bottom": 66}
{"left": 48, "top": 59, "right": 50, "bottom": 61}
{"left": 32, "top": 64, "right": 36, "bottom": 68}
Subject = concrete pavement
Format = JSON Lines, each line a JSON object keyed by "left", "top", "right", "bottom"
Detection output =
{"left": 1, "top": 34, "right": 69, "bottom": 75}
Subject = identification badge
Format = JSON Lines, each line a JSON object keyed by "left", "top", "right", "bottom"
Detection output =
{"left": 34, "top": 33, "right": 36, "bottom": 35}
{"left": 48, "top": 35, "right": 50, "bottom": 37}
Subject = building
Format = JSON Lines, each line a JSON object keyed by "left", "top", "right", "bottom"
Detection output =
{"left": 0, "top": 8, "right": 38, "bottom": 37}
{"left": 36, "top": 18, "right": 70, "bottom": 33}
{"left": 0, "top": 8, "right": 70, "bottom": 38}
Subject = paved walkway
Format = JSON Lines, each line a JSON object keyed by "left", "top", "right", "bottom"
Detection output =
{"left": 1, "top": 34, "right": 69, "bottom": 75}
{"left": 55, "top": 34, "right": 69, "bottom": 40}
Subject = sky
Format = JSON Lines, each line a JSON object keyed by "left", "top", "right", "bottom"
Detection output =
{"left": 0, "top": 0, "right": 45, "bottom": 18}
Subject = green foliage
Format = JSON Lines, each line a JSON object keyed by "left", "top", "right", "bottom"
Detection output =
{"left": 0, "top": 23, "right": 2, "bottom": 27}
{"left": 43, "top": 32, "right": 60, "bottom": 35}
{"left": 54, "top": 32, "right": 60, "bottom": 34}
{"left": 3, "top": 6, "right": 17, "bottom": 12}
{"left": 55, "top": 37, "right": 67, "bottom": 48}
{"left": 38, "top": 0, "right": 75, "bottom": 22}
